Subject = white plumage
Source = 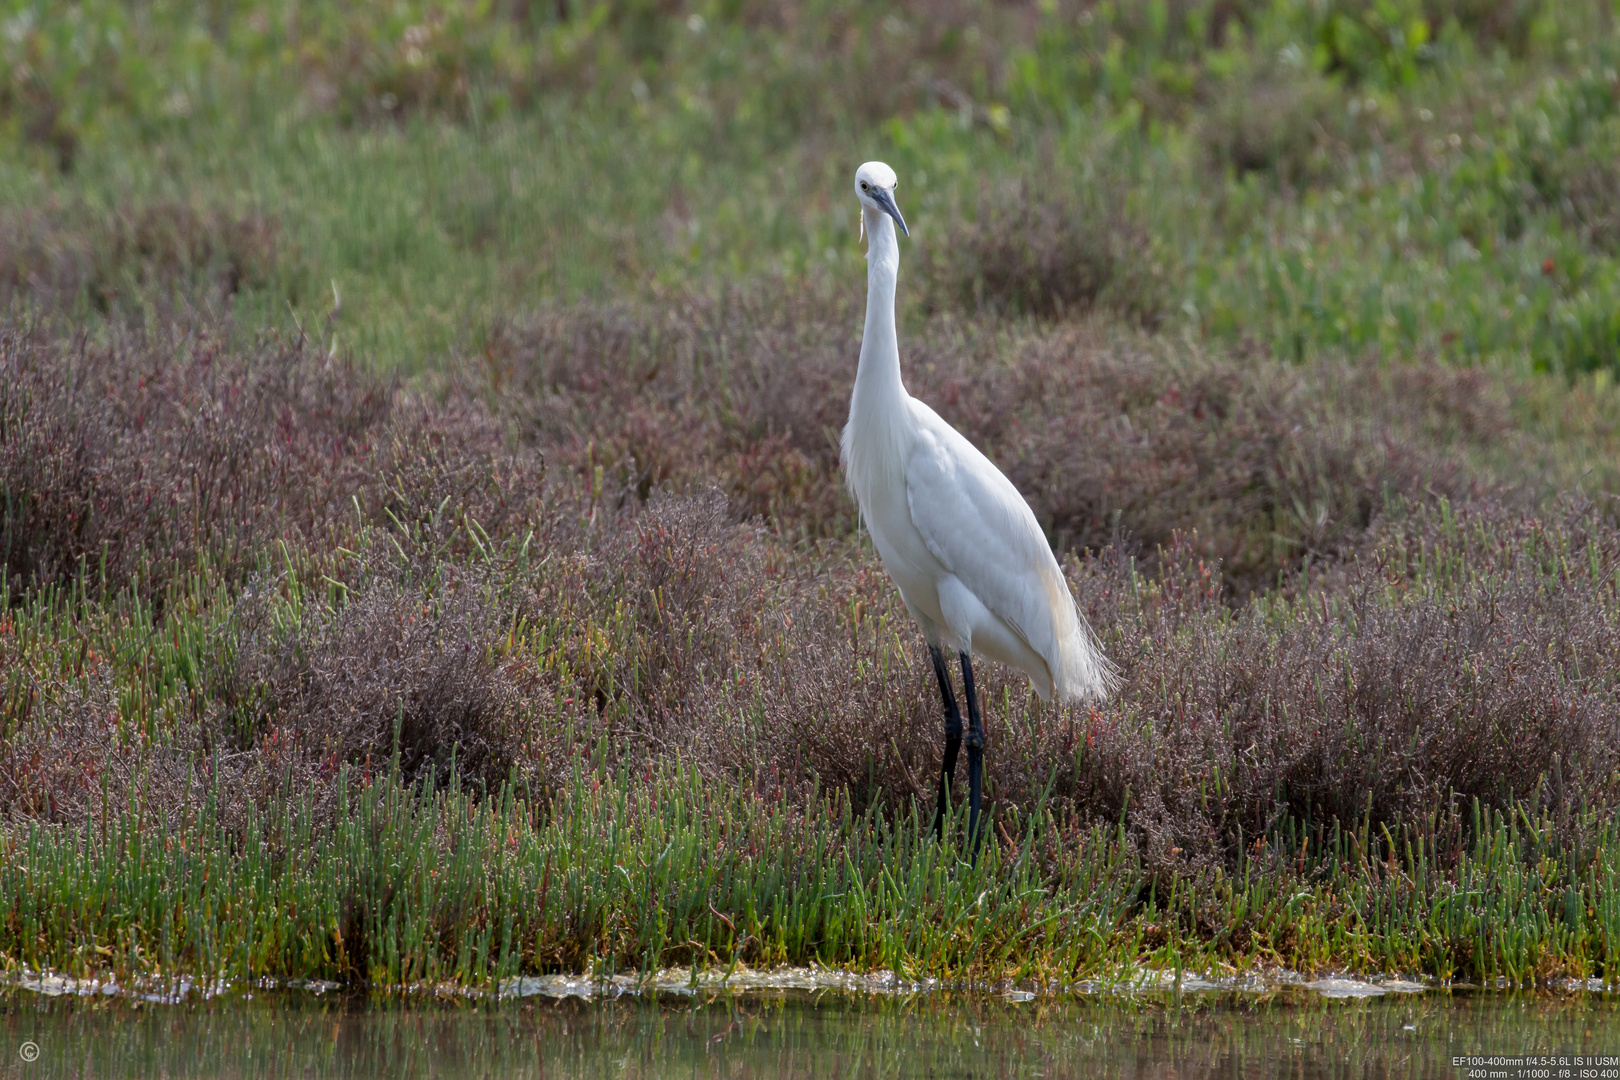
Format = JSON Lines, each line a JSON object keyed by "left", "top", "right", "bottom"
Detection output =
{"left": 840, "top": 161, "right": 1114, "bottom": 849}
{"left": 841, "top": 161, "right": 1114, "bottom": 703}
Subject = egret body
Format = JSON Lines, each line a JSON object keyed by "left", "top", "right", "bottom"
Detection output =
{"left": 841, "top": 161, "right": 1115, "bottom": 851}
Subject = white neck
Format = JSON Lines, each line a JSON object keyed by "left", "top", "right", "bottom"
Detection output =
{"left": 842, "top": 206, "right": 914, "bottom": 510}
{"left": 854, "top": 208, "right": 904, "bottom": 407}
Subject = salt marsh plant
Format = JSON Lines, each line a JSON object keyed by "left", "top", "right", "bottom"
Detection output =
{"left": 5, "top": 311, "right": 1620, "bottom": 985}
{"left": 7, "top": 755, "right": 1620, "bottom": 989}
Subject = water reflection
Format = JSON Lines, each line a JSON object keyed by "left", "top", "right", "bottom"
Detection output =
{"left": 2, "top": 984, "right": 1619, "bottom": 1079}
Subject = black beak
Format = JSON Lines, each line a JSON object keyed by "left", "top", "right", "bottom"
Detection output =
{"left": 872, "top": 187, "right": 909, "bottom": 237}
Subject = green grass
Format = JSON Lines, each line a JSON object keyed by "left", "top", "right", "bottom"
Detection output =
{"left": 9, "top": 757, "right": 1620, "bottom": 990}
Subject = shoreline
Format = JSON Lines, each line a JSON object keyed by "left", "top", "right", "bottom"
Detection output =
{"left": 11, "top": 964, "right": 1606, "bottom": 1007}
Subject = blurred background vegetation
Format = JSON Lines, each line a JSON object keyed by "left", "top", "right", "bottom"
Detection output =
{"left": 3, "top": 0, "right": 1620, "bottom": 376}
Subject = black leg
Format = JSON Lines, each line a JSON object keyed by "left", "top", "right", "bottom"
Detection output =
{"left": 929, "top": 645, "right": 963, "bottom": 840}
{"left": 960, "top": 651, "right": 986, "bottom": 861}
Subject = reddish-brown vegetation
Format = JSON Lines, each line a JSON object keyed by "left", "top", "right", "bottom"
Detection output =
{"left": 2, "top": 304, "right": 1616, "bottom": 878}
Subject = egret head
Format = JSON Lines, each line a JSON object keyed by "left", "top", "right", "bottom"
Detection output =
{"left": 854, "top": 161, "right": 908, "bottom": 238}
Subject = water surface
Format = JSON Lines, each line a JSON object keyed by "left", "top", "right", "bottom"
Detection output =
{"left": 3, "top": 982, "right": 1620, "bottom": 1078}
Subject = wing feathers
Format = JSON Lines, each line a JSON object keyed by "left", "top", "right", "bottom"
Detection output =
{"left": 905, "top": 405, "right": 1113, "bottom": 702}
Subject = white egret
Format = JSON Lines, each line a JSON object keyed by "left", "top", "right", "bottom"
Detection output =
{"left": 841, "top": 161, "right": 1116, "bottom": 852}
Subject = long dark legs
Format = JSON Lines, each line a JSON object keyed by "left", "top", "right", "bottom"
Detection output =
{"left": 929, "top": 646, "right": 963, "bottom": 840}
{"left": 960, "top": 651, "right": 986, "bottom": 858}
{"left": 929, "top": 645, "right": 987, "bottom": 858}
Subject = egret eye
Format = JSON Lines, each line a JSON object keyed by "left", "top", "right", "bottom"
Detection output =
{"left": 860, "top": 181, "right": 869, "bottom": 191}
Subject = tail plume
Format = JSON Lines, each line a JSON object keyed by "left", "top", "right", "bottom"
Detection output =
{"left": 1054, "top": 603, "right": 1117, "bottom": 703}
